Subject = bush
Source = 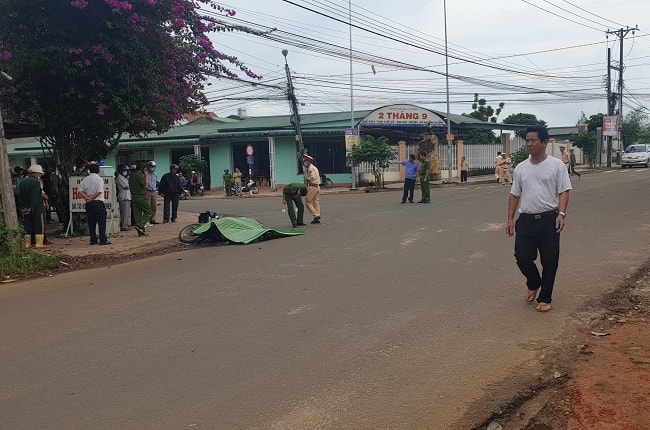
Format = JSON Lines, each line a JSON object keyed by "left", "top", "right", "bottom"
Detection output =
{"left": 0, "top": 222, "right": 22, "bottom": 257}
{"left": 0, "top": 222, "right": 59, "bottom": 278}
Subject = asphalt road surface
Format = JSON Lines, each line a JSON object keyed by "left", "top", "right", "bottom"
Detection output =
{"left": 2, "top": 168, "right": 649, "bottom": 429}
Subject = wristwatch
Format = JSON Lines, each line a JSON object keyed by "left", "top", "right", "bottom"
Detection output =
{"left": 559, "top": 211, "right": 566, "bottom": 218}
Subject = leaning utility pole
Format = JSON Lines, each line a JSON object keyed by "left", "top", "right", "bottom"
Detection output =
{"left": 0, "top": 70, "right": 18, "bottom": 229}
{"left": 607, "top": 26, "right": 638, "bottom": 156}
{"left": 282, "top": 49, "right": 305, "bottom": 174}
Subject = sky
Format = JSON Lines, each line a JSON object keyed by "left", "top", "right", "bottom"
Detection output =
{"left": 204, "top": 0, "right": 650, "bottom": 128}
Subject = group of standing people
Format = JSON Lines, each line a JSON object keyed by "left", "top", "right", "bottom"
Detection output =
{"left": 222, "top": 168, "right": 245, "bottom": 197}
{"left": 390, "top": 152, "right": 431, "bottom": 204}
{"left": 115, "top": 162, "right": 185, "bottom": 238}
{"left": 495, "top": 151, "right": 512, "bottom": 185}
{"left": 560, "top": 146, "right": 581, "bottom": 179}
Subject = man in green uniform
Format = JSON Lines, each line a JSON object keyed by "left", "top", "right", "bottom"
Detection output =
{"left": 282, "top": 182, "right": 308, "bottom": 228}
{"left": 223, "top": 169, "right": 233, "bottom": 196}
{"left": 129, "top": 161, "right": 152, "bottom": 236}
{"left": 418, "top": 152, "right": 431, "bottom": 203}
{"left": 18, "top": 164, "right": 47, "bottom": 248}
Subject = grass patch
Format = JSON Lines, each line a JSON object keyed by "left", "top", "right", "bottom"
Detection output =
{"left": 0, "top": 250, "right": 60, "bottom": 279}
{"left": 0, "top": 222, "right": 59, "bottom": 279}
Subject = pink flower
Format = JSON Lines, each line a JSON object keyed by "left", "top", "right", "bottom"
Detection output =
{"left": 70, "top": 0, "right": 89, "bottom": 9}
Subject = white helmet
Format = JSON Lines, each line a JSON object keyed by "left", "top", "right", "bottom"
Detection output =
{"left": 147, "top": 160, "right": 156, "bottom": 167}
{"left": 247, "top": 180, "right": 255, "bottom": 187}
{"left": 191, "top": 171, "right": 196, "bottom": 174}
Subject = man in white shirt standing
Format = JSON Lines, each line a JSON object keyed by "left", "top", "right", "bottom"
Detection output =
{"left": 506, "top": 126, "right": 571, "bottom": 313}
{"left": 79, "top": 163, "right": 110, "bottom": 245}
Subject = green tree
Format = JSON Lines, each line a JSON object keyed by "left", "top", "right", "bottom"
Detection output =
{"left": 461, "top": 93, "right": 505, "bottom": 144}
{"left": 179, "top": 154, "right": 208, "bottom": 177}
{"left": 502, "top": 113, "right": 547, "bottom": 138}
{"left": 351, "top": 135, "right": 396, "bottom": 189}
{"left": 510, "top": 146, "right": 529, "bottom": 167}
{"left": 621, "top": 108, "right": 649, "bottom": 147}
{"left": 0, "top": 0, "right": 262, "bottom": 223}
{"left": 585, "top": 113, "right": 604, "bottom": 133}
{"left": 464, "top": 93, "right": 505, "bottom": 123}
{"left": 570, "top": 132, "right": 598, "bottom": 167}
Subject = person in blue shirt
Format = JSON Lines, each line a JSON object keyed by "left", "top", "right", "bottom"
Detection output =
{"left": 390, "top": 154, "right": 420, "bottom": 204}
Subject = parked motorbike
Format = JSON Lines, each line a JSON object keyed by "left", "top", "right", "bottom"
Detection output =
{"left": 178, "top": 211, "right": 223, "bottom": 244}
{"left": 189, "top": 183, "right": 204, "bottom": 196}
{"left": 179, "top": 188, "right": 191, "bottom": 200}
{"left": 320, "top": 173, "right": 334, "bottom": 188}
{"left": 231, "top": 179, "right": 259, "bottom": 195}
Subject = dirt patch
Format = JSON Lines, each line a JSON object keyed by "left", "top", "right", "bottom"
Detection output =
{"left": 476, "top": 264, "right": 650, "bottom": 430}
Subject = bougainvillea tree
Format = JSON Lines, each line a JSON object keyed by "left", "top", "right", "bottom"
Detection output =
{"left": 0, "top": 0, "right": 261, "bottom": 222}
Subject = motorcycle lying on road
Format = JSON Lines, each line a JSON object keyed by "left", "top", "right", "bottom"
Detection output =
{"left": 178, "top": 211, "right": 224, "bottom": 244}
{"left": 230, "top": 179, "right": 259, "bottom": 195}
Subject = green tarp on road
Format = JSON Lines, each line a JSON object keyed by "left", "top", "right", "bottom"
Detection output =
{"left": 192, "top": 217, "right": 305, "bottom": 244}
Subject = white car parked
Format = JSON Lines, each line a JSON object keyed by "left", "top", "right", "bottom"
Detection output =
{"left": 621, "top": 144, "right": 650, "bottom": 168}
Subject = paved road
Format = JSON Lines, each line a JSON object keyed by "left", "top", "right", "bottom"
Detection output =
{"left": 2, "top": 168, "right": 649, "bottom": 429}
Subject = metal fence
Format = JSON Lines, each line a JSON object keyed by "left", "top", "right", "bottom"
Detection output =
{"left": 356, "top": 136, "right": 533, "bottom": 177}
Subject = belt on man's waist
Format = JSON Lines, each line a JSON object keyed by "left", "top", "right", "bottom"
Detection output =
{"left": 519, "top": 209, "right": 558, "bottom": 220}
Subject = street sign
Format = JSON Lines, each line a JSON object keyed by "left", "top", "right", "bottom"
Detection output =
{"left": 247, "top": 156, "right": 254, "bottom": 165}
{"left": 246, "top": 144, "right": 254, "bottom": 156}
{"left": 603, "top": 116, "right": 619, "bottom": 137}
{"left": 446, "top": 133, "right": 455, "bottom": 141}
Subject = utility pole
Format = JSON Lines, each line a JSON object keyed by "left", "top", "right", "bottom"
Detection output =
{"left": 607, "top": 26, "right": 638, "bottom": 159}
{"left": 0, "top": 70, "right": 18, "bottom": 229}
{"left": 606, "top": 47, "right": 613, "bottom": 167}
{"left": 443, "top": 0, "right": 454, "bottom": 183}
{"left": 282, "top": 49, "right": 305, "bottom": 174}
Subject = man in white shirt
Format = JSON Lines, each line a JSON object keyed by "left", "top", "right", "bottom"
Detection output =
{"left": 506, "top": 126, "right": 572, "bottom": 313}
{"left": 79, "top": 163, "right": 110, "bottom": 245}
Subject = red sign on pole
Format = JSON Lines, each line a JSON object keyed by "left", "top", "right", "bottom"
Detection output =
{"left": 603, "top": 116, "right": 619, "bottom": 137}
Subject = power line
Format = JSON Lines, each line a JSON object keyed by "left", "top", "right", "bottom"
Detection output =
{"left": 280, "top": 0, "right": 602, "bottom": 79}
{"left": 520, "top": 0, "right": 603, "bottom": 32}
{"left": 559, "top": 0, "right": 626, "bottom": 28}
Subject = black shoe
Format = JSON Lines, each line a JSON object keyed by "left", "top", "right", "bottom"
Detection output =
{"left": 150, "top": 221, "right": 160, "bottom": 224}
{"left": 401, "top": 201, "right": 406, "bottom": 204}
{"left": 311, "top": 219, "right": 320, "bottom": 224}
{"left": 409, "top": 200, "right": 414, "bottom": 203}
{"left": 99, "top": 241, "right": 112, "bottom": 245}
{"left": 89, "top": 241, "right": 98, "bottom": 245}
{"left": 171, "top": 219, "right": 177, "bottom": 222}
{"left": 417, "top": 201, "right": 424, "bottom": 203}
{"left": 297, "top": 223, "right": 306, "bottom": 226}
{"left": 162, "top": 220, "right": 169, "bottom": 223}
